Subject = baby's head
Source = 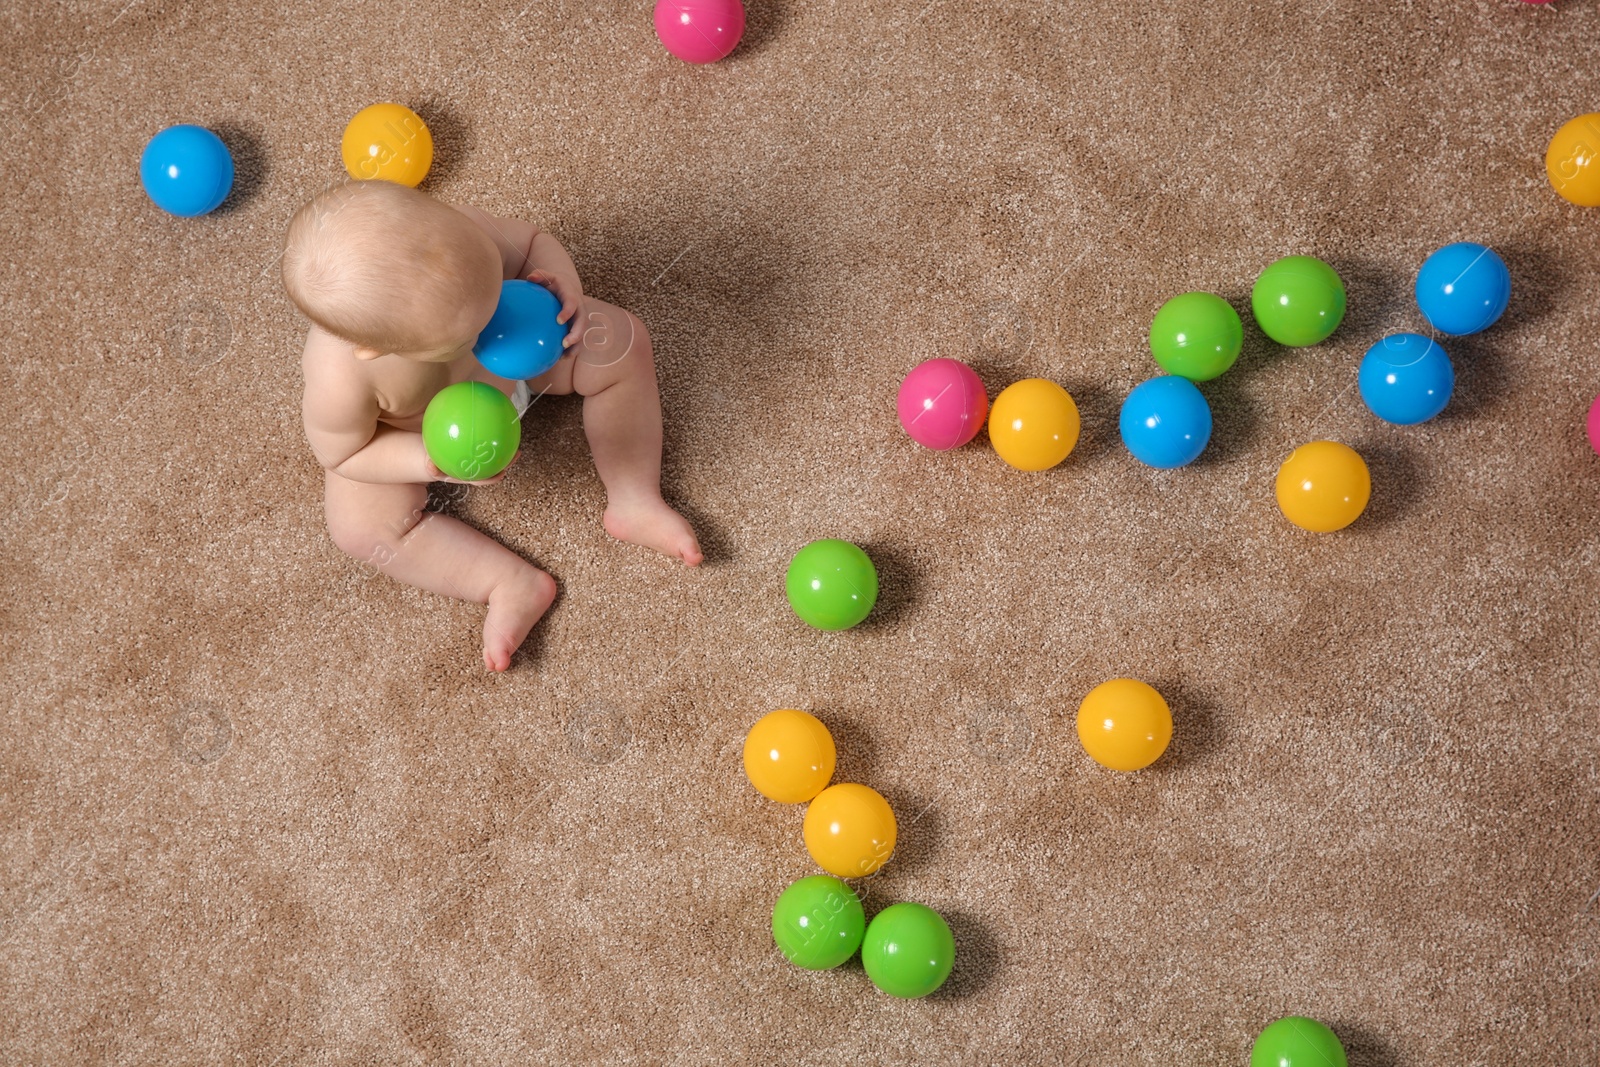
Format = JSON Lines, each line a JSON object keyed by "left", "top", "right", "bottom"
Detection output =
{"left": 282, "top": 180, "right": 501, "bottom": 361}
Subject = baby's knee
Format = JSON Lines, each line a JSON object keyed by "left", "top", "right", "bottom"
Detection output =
{"left": 575, "top": 300, "right": 652, "bottom": 372}
{"left": 325, "top": 496, "right": 427, "bottom": 565}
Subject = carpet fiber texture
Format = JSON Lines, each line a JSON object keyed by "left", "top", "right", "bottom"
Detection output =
{"left": 3, "top": 1, "right": 1599, "bottom": 1063}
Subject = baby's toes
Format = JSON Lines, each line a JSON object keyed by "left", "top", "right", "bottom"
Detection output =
{"left": 483, "top": 637, "right": 514, "bottom": 673}
{"left": 676, "top": 530, "right": 704, "bottom": 567}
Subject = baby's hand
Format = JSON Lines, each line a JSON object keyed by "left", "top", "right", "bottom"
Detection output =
{"left": 525, "top": 268, "right": 584, "bottom": 348}
{"left": 425, "top": 452, "right": 518, "bottom": 486}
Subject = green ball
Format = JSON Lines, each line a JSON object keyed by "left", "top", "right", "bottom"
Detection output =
{"left": 1149, "top": 292, "right": 1243, "bottom": 381}
{"left": 1251, "top": 255, "right": 1346, "bottom": 346}
{"left": 421, "top": 381, "right": 521, "bottom": 481}
{"left": 771, "top": 875, "right": 865, "bottom": 970}
{"left": 860, "top": 902, "right": 954, "bottom": 999}
{"left": 785, "top": 539, "right": 878, "bottom": 631}
{"left": 1250, "top": 1016, "right": 1348, "bottom": 1067}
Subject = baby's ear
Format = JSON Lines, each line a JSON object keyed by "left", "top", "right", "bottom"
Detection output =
{"left": 352, "top": 346, "right": 385, "bottom": 361}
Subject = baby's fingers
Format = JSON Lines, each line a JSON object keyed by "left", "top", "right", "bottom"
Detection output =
{"left": 529, "top": 273, "right": 572, "bottom": 321}
{"left": 543, "top": 280, "right": 578, "bottom": 325}
{"left": 563, "top": 315, "right": 585, "bottom": 347}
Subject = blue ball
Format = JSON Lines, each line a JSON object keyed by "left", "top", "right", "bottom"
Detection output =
{"left": 1119, "top": 375, "right": 1212, "bottom": 469}
{"left": 1414, "top": 242, "right": 1510, "bottom": 336}
{"left": 473, "top": 280, "right": 566, "bottom": 380}
{"left": 1359, "top": 333, "right": 1454, "bottom": 426}
{"left": 138, "top": 125, "right": 234, "bottom": 217}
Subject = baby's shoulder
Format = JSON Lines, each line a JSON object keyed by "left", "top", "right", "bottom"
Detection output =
{"left": 450, "top": 202, "right": 502, "bottom": 241}
{"left": 300, "top": 327, "right": 371, "bottom": 396}
{"left": 450, "top": 201, "right": 535, "bottom": 229}
{"left": 448, "top": 202, "right": 541, "bottom": 274}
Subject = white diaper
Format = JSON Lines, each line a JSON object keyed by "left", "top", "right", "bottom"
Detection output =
{"left": 511, "top": 379, "right": 532, "bottom": 417}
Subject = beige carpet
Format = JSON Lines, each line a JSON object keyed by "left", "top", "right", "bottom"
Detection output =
{"left": 3, "top": 0, "right": 1598, "bottom": 1062}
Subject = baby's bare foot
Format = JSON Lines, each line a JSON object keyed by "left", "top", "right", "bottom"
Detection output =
{"left": 483, "top": 568, "right": 558, "bottom": 672}
{"left": 603, "top": 495, "right": 703, "bottom": 566}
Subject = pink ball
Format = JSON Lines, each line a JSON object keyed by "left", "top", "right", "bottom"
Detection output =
{"left": 897, "top": 358, "right": 989, "bottom": 451}
{"left": 1588, "top": 393, "right": 1600, "bottom": 457}
{"left": 654, "top": 0, "right": 746, "bottom": 64}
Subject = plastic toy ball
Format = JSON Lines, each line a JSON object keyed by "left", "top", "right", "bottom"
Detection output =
{"left": 1119, "top": 375, "right": 1212, "bottom": 469}
{"left": 421, "top": 382, "right": 521, "bottom": 481}
{"left": 139, "top": 126, "right": 234, "bottom": 217}
{"left": 1076, "top": 678, "right": 1173, "bottom": 772}
{"left": 1547, "top": 113, "right": 1600, "bottom": 207}
{"left": 803, "top": 783, "right": 896, "bottom": 878}
{"left": 1250, "top": 1017, "right": 1349, "bottom": 1067}
{"left": 654, "top": 0, "right": 746, "bottom": 64}
{"left": 1414, "top": 242, "right": 1510, "bottom": 337}
{"left": 1588, "top": 393, "right": 1600, "bottom": 457}
{"left": 341, "top": 103, "right": 433, "bottom": 187}
{"left": 1149, "top": 292, "right": 1243, "bottom": 381}
{"left": 1275, "top": 441, "right": 1370, "bottom": 533}
{"left": 1251, "top": 255, "right": 1346, "bottom": 346}
{"left": 896, "top": 358, "right": 989, "bottom": 450}
{"left": 988, "top": 378, "right": 1081, "bottom": 471}
{"left": 861, "top": 902, "right": 955, "bottom": 999}
{"left": 474, "top": 280, "right": 566, "bottom": 380}
{"left": 785, "top": 540, "right": 878, "bottom": 631}
{"left": 772, "top": 876, "right": 865, "bottom": 971}
{"left": 1358, "top": 333, "right": 1454, "bottom": 426}
{"left": 743, "top": 709, "right": 835, "bottom": 804}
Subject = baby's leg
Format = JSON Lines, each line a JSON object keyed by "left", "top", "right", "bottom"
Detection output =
{"left": 323, "top": 471, "right": 557, "bottom": 671}
{"left": 545, "top": 298, "right": 701, "bottom": 565}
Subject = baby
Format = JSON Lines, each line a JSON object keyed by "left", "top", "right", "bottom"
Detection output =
{"left": 282, "top": 179, "right": 701, "bottom": 671}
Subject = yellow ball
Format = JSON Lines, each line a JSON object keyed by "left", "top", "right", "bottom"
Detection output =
{"left": 803, "top": 783, "right": 896, "bottom": 878}
{"left": 1275, "top": 440, "right": 1371, "bottom": 532}
{"left": 1076, "top": 678, "right": 1173, "bottom": 772}
{"left": 988, "top": 378, "right": 1080, "bottom": 471}
{"left": 341, "top": 103, "right": 433, "bottom": 187}
{"left": 742, "top": 709, "right": 835, "bottom": 803}
{"left": 1546, "top": 113, "right": 1600, "bottom": 208}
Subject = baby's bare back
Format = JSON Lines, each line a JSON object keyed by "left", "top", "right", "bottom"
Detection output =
{"left": 301, "top": 328, "right": 517, "bottom": 434}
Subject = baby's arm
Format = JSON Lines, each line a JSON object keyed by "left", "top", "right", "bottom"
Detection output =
{"left": 303, "top": 349, "right": 428, "bottom": 484}
{"left": 525, "top": 232, "right": 580, "bottom": 291}
{"left": 525, "top": 233, "right": 586, "bottom": 347}
{"left": 300, "top": 331, "right": 495, "bottom": 486}
{"left": 455, "top": 206, "right": 585, "bottom": 344}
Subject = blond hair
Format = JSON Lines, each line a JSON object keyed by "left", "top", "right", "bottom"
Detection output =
{"left": 281, "top": 179, "right": 499, "bottom": 351}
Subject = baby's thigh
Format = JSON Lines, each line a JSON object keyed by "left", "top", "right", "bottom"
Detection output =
{"left": 323, "top": 470, "right": 431, "bottom": 562}
{"left": 524, "top": 297, "right": 647, "bottom": 398}
{"left": 570, "top": 297, "right": 645, "bottom": 373}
